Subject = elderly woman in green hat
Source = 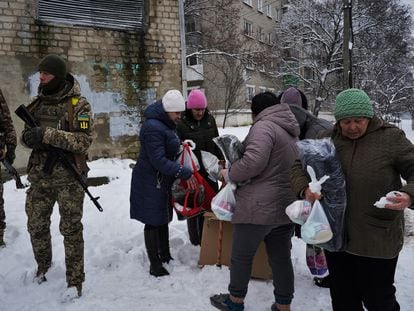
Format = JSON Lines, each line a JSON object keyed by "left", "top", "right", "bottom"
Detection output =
{"left": 290, "top": 88, "right": 414, "bottom": 311}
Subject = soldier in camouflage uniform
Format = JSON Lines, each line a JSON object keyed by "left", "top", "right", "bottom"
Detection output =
{"left": 21, "top": 54, "right": 92, "bottom": 298}
{"left": 0, "top": 88, "right": 17, "bottom": 247}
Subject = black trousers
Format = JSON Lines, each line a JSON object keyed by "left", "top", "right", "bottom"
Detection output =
{"left": 325, "top": 250, "right": 400, "bottom": 311}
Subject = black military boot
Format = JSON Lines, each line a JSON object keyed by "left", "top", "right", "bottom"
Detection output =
{"left": 158, "top": 224, "right": 173, "bottom": 264}
{"left": 0, "top": 230, "right": 5, "bottom": 248}
{"left": 144, "top": 228, "right": 169, "bottom": 277}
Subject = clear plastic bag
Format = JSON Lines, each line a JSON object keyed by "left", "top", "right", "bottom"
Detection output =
{"left": 301, "top": 200, "right": 333, "bottom": 244}
{"left": 211, "top": 182, "right": 236, "bottom": 221}
{"left": 285, "top": 200, "right": 312, "bottom": 225}
{"left": 177, "top": 139, "right": 200, "bottom": 172}
{"left": 201, "top": 150, "right": 221, "bottom": 182}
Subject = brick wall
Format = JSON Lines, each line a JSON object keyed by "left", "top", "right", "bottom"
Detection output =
{"left": 0, "top": 0, "right": 183, "bottom": 166}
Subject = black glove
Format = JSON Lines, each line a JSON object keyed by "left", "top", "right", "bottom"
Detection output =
{"left": 23, "top": 127, "right": 44, "bottom": 149}
{"left": 5, "top": 144, "right": 16, "bottom": 164}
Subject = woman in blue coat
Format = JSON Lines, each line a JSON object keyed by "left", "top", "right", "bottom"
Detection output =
{"left": 130, "top": 90, "right": 196, "bottom": 277}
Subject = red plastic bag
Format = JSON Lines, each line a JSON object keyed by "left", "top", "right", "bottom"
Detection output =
{"left": 172, "top": 143, "right": 216, "bottom": 218}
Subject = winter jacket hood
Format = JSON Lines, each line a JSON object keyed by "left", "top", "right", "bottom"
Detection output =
{"left": 144, "top": 100, "right": 176, "bottom": 130}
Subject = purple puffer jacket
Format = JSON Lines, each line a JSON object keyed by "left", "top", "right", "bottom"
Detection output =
{"left": 229, "top": 103, "right": 300, "bottom": 225}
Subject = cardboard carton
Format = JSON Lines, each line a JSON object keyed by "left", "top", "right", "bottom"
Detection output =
{"left": 198, "top": 212, "right": 273, "bottom": 280}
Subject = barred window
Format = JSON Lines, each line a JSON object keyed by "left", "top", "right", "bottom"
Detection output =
{"left": 38, "top": 0, "right": 144, "bottom": 31}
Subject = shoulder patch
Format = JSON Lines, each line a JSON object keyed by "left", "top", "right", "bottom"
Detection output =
{"left": 78, "top": 114, "right": 90, "bottom": 130}
{"left": 71, "top": 97, "right": 79, "bottom": 106}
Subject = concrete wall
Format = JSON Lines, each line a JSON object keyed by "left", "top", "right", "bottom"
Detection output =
{"left": 0, "top": 0, "right": 183, "bottom": 169}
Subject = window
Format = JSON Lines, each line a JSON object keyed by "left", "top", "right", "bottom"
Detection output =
{"left": 246, "top": 85, "right": 255, "bottom": 102}
{"left": 38, "top": 0, "right": 144, "bottom": 31}
{"left": 257, "top": 26, "right": 265, "bottom": 42}
{"left": 266, "top": 4, "right": 272, "bottom": 18}
{"left": 259, "top": 86, "right": 266, "bottom": 93}
{"left": 243, "top": 0, "right": 253, "bottom": 6}
{"left": 186, "top": 17, "right": 196, "bottom": 33}
{"left": 257, "top": 0, "right": 263, "bottom": 12}
{"left": 187, "top": 53, "right": 202, "bottom": 66}
{"left": 246, "top": 58, "right": 254, "bottom": 70}
{"left": 244, "top": 20, "right": 253, "bottom": 37}
{"left": 259, "top": 64, "right": 265, "bottom": 72}
{"left": 267, "top": 33, "right": 272, "bottom": 44}
{"left": 268, "top": 88, "right": 275, "bottom": 93}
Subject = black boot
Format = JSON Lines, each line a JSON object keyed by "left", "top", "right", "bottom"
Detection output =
{"left": 158, "top": 224, "right": 174, "bottom": 264}
{"left": 144, "top": 228, "right": 169, "bottom": 277}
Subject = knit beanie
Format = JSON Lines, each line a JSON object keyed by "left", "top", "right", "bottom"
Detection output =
{"left": 280, "top": 87, "right": 302, "bottom": 107}
{"left": 38, "top": 54, "right": 67, "bottom": 79}
{"left": 162, "top": 90, "right": 186, "bottom": 112}
{"left": 334, "top": 88, "right": 374, "bottom": 121}
{"left": 251, "top": 92, "right": 278, "bottom": 116}
{"left": 186, "top": 89, "right": 207, "bottom": 109}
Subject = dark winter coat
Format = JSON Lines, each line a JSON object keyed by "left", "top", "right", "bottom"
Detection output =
{"left": 289, "top": 105, "right": 333, "bottom": 139}
{"left": 290, "top": 116, "right": 414, "bottom": 258}
{"left": 229, "top": 103, "right": 300, "bottom": 225}
{"left": 176, "top": 109, "right": 223, "bottom": 190}
{"left": 130, "top": 100, "right": 192, "bottom": 226}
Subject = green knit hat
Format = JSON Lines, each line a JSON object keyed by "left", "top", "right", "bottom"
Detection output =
{"left": 38, "top": 54, "right": 67, "bottom": 79}
{"left": 334, "top": 88, "right": 374, "bottom": 121}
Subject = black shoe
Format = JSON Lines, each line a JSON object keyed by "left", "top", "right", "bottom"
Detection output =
{"left": 314, "top": 275, "right": 330, "bottom": 288}
{"left": 210, "top": 293, "right": 244, "bottom": 311}
{"left": 150, "top": 264, "right": 169, "bottom": 277}
{"left": 159, "top": 252, "right": 174, "bottom": 264}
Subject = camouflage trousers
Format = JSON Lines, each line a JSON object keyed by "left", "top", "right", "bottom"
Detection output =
{"left": 25, "top": 181, "right": 85, "bottom": 286}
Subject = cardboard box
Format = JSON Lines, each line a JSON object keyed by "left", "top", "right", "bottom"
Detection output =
{"left": 198, "top": 212, "right": 273, "bottom": 280}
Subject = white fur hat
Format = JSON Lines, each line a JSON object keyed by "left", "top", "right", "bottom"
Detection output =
{"left": 162, "top": 90, "right": 185, "bottom": 112}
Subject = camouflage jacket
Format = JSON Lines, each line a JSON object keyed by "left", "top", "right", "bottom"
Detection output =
{"left": 0, "top": 88, "right": 17, "bottom": 147}
{"left": 22, "top": 74, "right": 93, "bottom": 185}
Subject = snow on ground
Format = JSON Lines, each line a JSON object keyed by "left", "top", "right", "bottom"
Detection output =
{"left": 0, "top": 121, "right": 413, "bottom": 310}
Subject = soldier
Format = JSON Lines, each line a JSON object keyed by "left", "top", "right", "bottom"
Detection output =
{"left": 0, "top": 88, "right": 17, "bottom": 247}
{"left": 21, "top": 54, "right": 92, "bottom": 300}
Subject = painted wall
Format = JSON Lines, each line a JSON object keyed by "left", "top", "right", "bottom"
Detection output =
{"left": 0, "top": 0, "right": 183, "bottom": 169}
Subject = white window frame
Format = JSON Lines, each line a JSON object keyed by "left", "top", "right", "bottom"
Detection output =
{"left": 258, "top": 26, "right": 265, "bottom": 42}
{"left": 243, "top": 0, "right": 253, "bottom": 7}
{"left": 268, "top": 88, "right": 275, "bottom": 93}
{"left": 246, "top": 85, "right": 255, "bottom": 102}
{"left": 257, "top": 0, "right": 263, "bottom": 12}
{"left": 259, "top": 86, "right": 266, "bottom": 93}
{"left": 243, "top": 20, "right": 254, "bottom": 37}
{"left": 266, "top": 4, "right": 272, "bottom": 18}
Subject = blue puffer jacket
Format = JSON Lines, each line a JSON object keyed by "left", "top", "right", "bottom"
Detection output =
{"left": 130, "top": 100, "right": 192, "bottom": 225}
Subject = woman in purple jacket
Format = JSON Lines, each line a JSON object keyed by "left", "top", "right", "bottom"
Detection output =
{"left": 210, "top": 92, "right": 300, "bottom": 311}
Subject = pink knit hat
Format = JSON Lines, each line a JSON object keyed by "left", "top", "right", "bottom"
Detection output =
{"left": 186, "top": 89, "right": 207, "bottom": 109}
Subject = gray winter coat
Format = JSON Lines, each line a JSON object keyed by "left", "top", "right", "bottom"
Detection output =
{"left": 229, "top": 103, "right": 300, "bottom": 225}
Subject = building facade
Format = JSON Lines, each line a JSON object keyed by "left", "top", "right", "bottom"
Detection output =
{"left": 185, "top": 0, "right": 288, "bottom": 113}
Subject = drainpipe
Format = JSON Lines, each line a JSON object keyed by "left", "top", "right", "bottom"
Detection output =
{"left": 178, "top": 0, "right": 188, "bottom": 99}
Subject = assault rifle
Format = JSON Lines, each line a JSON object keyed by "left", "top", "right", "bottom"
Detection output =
{"left": 15, "top": 104, "right": 103, "bottom": 212}
{"left": 1, "top": 159, "right": 25, "bottom": 189}
{"left": 0, "top": 131, "right": 25, "bottom": 189}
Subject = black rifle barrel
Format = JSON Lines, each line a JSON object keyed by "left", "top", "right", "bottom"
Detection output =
{"left": 1, "top": 159, "right": 25, "bottom": 189}
{"left": 15, "top": 104, "right": 103, "bottom": 212}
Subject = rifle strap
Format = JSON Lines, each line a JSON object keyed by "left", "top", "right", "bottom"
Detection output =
{"left": 67, "top": 98, "right": 89, "bottom": 174}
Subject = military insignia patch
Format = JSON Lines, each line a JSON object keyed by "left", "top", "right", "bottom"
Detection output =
{"left": 78, "top": 114, "right": 90, "bottom": 130}
{"left": 71, "top": 97, "right": 79, "bottom": 106}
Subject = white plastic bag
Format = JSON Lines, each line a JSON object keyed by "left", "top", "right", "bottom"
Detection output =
{"left": 301, "top": 200, "right": 333, "bottom": 244}
{"left": 374, "top": 191, "right": 402, "bottom": 208}
{"left": 285, "top": 200, "right": 312, "bottom": 225}
{"left": 176, "top": 139, "right": 200, "bottom": 172}
{"left": 307, "top": 165, "right": 329, "bottom": 195}
{"left": 211, "top": 183, "right": 236, "bottom": 221}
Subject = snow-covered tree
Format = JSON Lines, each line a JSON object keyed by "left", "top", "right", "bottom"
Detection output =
{"left": 184, "top": 0, "right": 276, "bottom": 127}
{"left": 274, "top": 0, "right": 414, "bottom": 117}
{"left": 353, "top": 0, "right": 414, "bottom": 117}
